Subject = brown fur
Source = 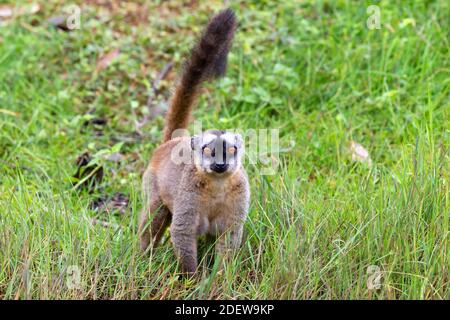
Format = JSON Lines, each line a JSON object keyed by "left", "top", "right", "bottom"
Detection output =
{"left": 139, "top": 9, "right": 249, "bottom": 276}
{"left": 139, "top": 137, "right": 249, "bottom": 274}
{"left": 162, "top": 9, "right": 237, "bottom": 142}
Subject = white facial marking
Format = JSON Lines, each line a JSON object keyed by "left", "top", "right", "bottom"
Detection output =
{"left": 201, "top": 133, "right": 217, "bottom": 146}
{"left": 192, "top": 131, "right": 243, "bottom": 175}
{"left": 220, "top": 132, "right": 236, "bottom": 146}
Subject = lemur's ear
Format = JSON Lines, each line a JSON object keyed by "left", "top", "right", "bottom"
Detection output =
{"left": 235, "top": 134, "right": 243, "bottom": 148}
{"left": 191, "top": 135, "right": 200, "bottom": 150}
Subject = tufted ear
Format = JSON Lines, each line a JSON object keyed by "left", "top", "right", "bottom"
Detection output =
{"left": 234, "top": 133, "right": 243, "bottom": 148}
{"left": 191, "top": 135, "right": 200, "bottom": 150}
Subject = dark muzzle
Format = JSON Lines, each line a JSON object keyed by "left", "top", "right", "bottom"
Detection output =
{"left": 211, "top": 163, "right": 228, "bottom": 173}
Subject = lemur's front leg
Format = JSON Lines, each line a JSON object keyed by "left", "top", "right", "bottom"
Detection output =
{"left": 215, "top": 195, "right": 249, "bottom": 258}
{"left": 216, "top": 222, "right": 244, "bottom": 255}
{"left": 170, "top": 201, "right": 199, "bottom": 275}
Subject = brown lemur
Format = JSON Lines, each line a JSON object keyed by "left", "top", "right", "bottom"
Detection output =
{"left": 138, "top": 9, "right": 250, "bottom": 275}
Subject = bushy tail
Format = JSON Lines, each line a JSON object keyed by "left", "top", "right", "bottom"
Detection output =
{"left": 162, "top": 9, "right": 237, "bottom": 142}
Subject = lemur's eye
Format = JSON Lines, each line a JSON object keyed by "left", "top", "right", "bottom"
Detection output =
{"left": 203, "top": 147, "right": 212, "bottom": 156}
{"left": 228, "top": 146, "right": 237, "bottom": 154}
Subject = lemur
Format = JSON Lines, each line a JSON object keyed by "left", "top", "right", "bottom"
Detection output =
{"left": 138, "top": 9, "right": 250, "bottom": 275}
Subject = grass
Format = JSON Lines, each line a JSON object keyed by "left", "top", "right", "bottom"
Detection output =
{"left": 0, "top": 0, "right": 448, "bottom": 299}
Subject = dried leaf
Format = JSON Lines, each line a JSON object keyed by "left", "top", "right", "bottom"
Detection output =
{"left": 48, "top": 15, "right": 70, "bottom": 31}
{"left": 107, "top": 152, "right": 124, "bottom": 162}
{"left": 91, "top": 218, "right": 119, "bottom": 229}
{"left": 90, "top": 192, "right": 129, "bottom": 215}
{"left": 82, "top": 116, "right": 107, "bottom": 136}
{"left": 349, "top": 141, "right": 373, "bottom": 166}
{"left": 0, "top": 4, "right": 40, "bottom": 19}
{"left": 72, "top": 152, "right": 104, "bottom": 192}
{"left": 95, "top": 49, "right": 120, "bottom": 73}
{"left": 20, "top": 3, "right": 40, "bottom": 15}
{"left": 0, "top": 6, "right": 13, "bottom": 18}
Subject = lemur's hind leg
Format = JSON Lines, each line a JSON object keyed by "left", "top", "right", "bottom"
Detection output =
{"left": 139, "top": 170, "right": 171, "bottom": 252}
{"left": 138, "top": 207, "right": 151, "bottom": 251}
{"left": 151, "top": 204, "right": 171, "bottom": 246}
{"left": 139, "top": 201, "right": 171, "bottom": 252}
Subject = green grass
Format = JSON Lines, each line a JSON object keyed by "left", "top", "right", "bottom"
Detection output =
{"left": 0, "top": 0, "right": 448, "bottom": 299}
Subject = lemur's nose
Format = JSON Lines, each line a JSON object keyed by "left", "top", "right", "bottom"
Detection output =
{"left": 211, "top": 163, "right": 228, "bottom": 173}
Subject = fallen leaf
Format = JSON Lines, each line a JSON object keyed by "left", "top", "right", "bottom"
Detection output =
{"left": 82, "top": 116, "right": 107, "bottom": 136}
{"left": 0, "top": 3, "right": 40, "bottom": 19}
{"left": 349, "top": 141, "right": 373, "bottom": 166}
{"left": 89, "top": 117, "right": 107, "bottom": 126}
{"left": 19, "top": 3, "right": 40, "bottom": 15}
{"left": 95, "top": 49, "right": 120, "bottom": 73}
{"left": 0, "top": 6, "right": 13, "bottom": 18}
{"left": 90, "top": 192, "right": 129, "bottom": 215}
{"left": 110, "top": 132, "right": 143, "bottom": 143}
{"left": 48, "top": 15, "right": 70, "bottom": 31}
{"left": 91, "top": 218, "right": 119, "bottom": 229}
{"left": 107, "top": 152, "right": 124, "bottom": 162}
{"left": 72, "top": 152, "right": 104, "bottom": 192}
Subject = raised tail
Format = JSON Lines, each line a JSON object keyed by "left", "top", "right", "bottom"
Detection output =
{"left": 162, "top": 8, "right": 237, "bottom": 142}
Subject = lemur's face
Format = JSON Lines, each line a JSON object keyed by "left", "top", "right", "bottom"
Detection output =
{"left": 191, "top": 130, "right": 244, "bottom": 176}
